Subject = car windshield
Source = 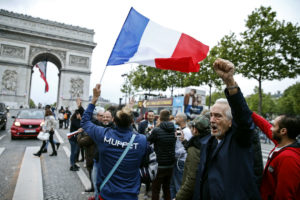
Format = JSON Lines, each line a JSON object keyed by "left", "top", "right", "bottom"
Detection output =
{"left": 17, "top": 110, "right": 44, "bottom": 119}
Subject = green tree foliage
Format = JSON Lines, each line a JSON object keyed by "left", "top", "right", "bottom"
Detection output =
{"left": 215, "top": 33, "right": 241, "bottom": 65}
{"left": 233, "top": 6, "right": 300, "bottom": 114}
{"left": 163, "top": 70, "right": 186, "bottom": 96}
{"left": 29, "top": 99, "right": 36, "bottom": 108}
{"left": 205, "top": 90, "right": 226, "bottom": 106}
{"left": 246, "top": 87, "right": 276, "bottom": 117}
{"left": 130, "top": 65, "right": 165, "bottom": 92}
{"left": 129, "top": 65, "right": 189, "bottom": 94}
{"left": 120, "top": 72, "right": 135, "bottom": 101}
{"left": 276, "top": 82, "right": 300, "bottom": 115}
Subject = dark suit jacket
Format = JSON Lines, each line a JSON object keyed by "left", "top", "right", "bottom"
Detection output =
{"left": 138, "top": 120, "right": 156, "bottom": 134}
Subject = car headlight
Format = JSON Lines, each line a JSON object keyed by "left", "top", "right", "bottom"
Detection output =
{"left": 40, "top": 122, "right": 45, "bottom": 126}
{"left": 14, "top": 121, "right": 21, "bottom": 127}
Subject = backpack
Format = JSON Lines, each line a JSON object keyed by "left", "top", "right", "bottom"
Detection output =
{"left": 64, "top": 113, "right": 68, "bottom": 120}
{"left": 139, "top": 145, "right": 158, "bottom": 183}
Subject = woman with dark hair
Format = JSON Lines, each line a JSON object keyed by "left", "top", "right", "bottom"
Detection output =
{"left": 34, "top": 105, "right": 57, "bottom": 157}
{"left": 69, "top": 110, "right": 83, "bottom": 171}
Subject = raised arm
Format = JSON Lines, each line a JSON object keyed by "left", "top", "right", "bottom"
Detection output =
{"left": 81, "top": 84, "right": 106, "bottom": 142}
{"left": 213, "top": 58, "right": 255, "bottom": 145}
{"left": 213, "top": 59, "right": 253, "bottom": 125}
{"left": 251, "top": 112, "right": 277, "bottom": 145}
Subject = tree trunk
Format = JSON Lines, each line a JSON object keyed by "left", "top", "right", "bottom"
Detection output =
{"left": 171, "top": 86, "right": 174, "bottom": 97}
{"left": 208, "top": 84, "right": 212, "bottom": 109}
{"left": 258, "top": 79, "right": 262, "bottom": 115}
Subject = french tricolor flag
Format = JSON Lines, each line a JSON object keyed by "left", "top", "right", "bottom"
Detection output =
{"left": 107, "top": 8, "right": 209, "bottom": 73}
{"left": 35, "top": 61, "right": 49, "bottom": 92}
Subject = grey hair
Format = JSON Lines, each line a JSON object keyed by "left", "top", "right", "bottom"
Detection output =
{"left": 215, "top": 98, "right": 232, "bottom": 121}
{"left": 97, "top": 108, "right": 105, "bottom": 114}
{"left": 176, "top": 112, "right": 187, "bottom": 122}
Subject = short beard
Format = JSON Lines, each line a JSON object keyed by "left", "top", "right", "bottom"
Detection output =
{"left": 272, "top": 133, "right": 281, "bottom": 143}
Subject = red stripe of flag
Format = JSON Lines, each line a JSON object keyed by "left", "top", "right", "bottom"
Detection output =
{"left": 155, "top": 33, "right": 209, "bottom": 73}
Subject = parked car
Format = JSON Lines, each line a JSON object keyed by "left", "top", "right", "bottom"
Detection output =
{"left": 0, "top": 103, "right": 8, "bottom": 130}
{"left": 11, "top": 109, "right": 44, "bottom": 139}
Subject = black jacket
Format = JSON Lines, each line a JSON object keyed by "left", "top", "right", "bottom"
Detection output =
{"left": 69, "top": 118, "right": 81, "bottom": 142}
{"left": 138, "top": 120, "right": 156, "bottom": 134}
{"left": 148, "top": 121, "right": 176, "bottom": 167}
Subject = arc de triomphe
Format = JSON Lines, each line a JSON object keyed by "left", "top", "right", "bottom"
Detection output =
{"left": 0, "top": 9, "right": 96, "bottom": 109}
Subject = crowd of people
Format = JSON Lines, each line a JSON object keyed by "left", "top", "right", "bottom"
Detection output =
{"left": 33, "top": 58, "right": 300, "bottom": 200}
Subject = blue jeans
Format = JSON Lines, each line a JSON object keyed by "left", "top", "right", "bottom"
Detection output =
{"left": 170, "top": 159, "right": 185, "bottom": 199}
{"left": 92, "top": 162, "right": 99, "bottom": 198}
{"left": 64, "top": 119, "right": 70, "bottom": 129}
{"left": 69, "top": 139, "right": 79, "bottom": 166}
{"left": 44, "top": 139, "right": 58, "bottom": 150}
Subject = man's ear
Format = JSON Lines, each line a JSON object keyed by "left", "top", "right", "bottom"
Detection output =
{"left": 228, "top": 120, "right": 232, "bottom": 128}
{"left": 280, "top": 128, "right": 287, "bottom": 136}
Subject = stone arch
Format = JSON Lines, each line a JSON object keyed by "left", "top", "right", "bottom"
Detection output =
{"left": 0, "top": 9, "right": 96, "bottom": 109}
{"left": 30, "top": 51, "right": 64, "bottom": 70}
{"left": 29, "top": 52, "right": 63, "bottom": 107}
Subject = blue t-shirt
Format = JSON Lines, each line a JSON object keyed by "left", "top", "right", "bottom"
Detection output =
{"left": 81, "top": 104, "right": 147, "bottom": 200}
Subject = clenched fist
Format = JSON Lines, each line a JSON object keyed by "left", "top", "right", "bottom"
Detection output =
{"left": 213, "top": 58, "right": 235, "bottom": 86}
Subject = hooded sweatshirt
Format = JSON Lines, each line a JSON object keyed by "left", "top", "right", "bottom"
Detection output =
{"left": 148, "top": 121, "right": 176, "bottom": 167}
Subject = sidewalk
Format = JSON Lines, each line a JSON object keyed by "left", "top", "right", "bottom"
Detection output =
{"left": 40, "top": 128, "right": 91, "bottom": 200}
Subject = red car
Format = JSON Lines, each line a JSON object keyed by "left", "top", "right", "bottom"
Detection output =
{"left": 11, "top": 109, "right": 45, "bottom": 139}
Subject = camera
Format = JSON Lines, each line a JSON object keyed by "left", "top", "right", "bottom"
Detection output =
{"left": 176, "top": 128, "right": 182, "bottom": 137}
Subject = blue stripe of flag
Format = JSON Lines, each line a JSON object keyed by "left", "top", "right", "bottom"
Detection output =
{"left": 106, "top": 7, "right": 149, "bottom": 66}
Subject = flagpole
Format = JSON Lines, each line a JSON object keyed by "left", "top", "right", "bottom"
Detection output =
{"left": 99, "top": 65, "right": 108, "bottom": 84}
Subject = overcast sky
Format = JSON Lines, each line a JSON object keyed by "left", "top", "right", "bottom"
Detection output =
{"left": 1, "top": 0, "right": 299, "bottom": 105}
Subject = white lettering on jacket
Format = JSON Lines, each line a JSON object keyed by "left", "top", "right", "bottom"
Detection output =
{"left": 104, "top": 136, "right": 139, "bottom": 149}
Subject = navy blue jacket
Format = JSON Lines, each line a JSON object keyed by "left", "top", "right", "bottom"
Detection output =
{"left": 81, "top": 104, "right": 147, "bottom": 200}
{"left": 193, "top": 88, "right": 261, "bottom": 200}
{"left": 138, "top": 120, "right": 156, "bottom": 134}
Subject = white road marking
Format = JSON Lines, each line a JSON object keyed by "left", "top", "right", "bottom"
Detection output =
{"left": 0, "top": 147, "right": 5, "bottom": 157}
{"left": 55, "top": 130, "right": 64, "bottom": 144}
{"left": 0, "top": 135, "right": 6, "bottom": 141}
{"left": 63, "top": 146, "right": 90, "bottom": 190}
{"left": 12, "top": 146, "right": 43, "bottom": 200}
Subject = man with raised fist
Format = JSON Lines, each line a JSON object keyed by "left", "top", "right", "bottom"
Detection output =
{"left": 192, "top": 58, "right": 260, "bottom": 200}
